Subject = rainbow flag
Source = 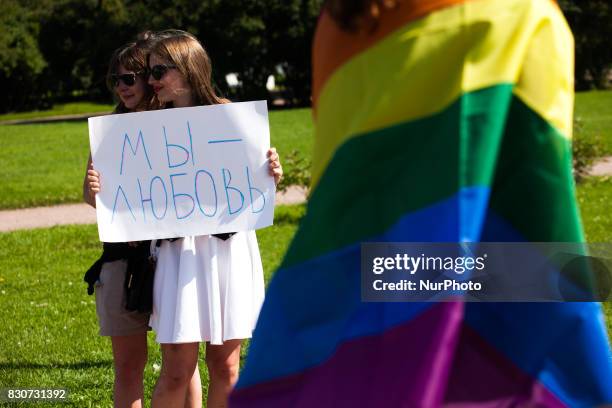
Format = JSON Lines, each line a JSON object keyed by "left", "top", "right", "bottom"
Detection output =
{"left": 231, "top": 0, "right": 612, "bottom": 406}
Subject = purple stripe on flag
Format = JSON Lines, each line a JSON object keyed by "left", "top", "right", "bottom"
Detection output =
{"left": 443, "top": 323, "right": 565, "bottom": 407}
{"left": 232, "top": 302, "right": 565, "bottom": 408}
{"left": 231, "top": 303, "right": 463, "bottom": 407}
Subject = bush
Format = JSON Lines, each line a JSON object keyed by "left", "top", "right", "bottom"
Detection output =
{"left": 560, "top": 0, "right": 612, "bottom": 90}
{"left": 0, "top": 1, "right": 48, "bottom": 112}
{"left": 573, "top": 116, "right": 603, "bottom": 180}
{"left": 277, "top": 150, "right": 311, "bottom": 192}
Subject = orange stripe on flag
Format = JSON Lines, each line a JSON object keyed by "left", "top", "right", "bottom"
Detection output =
{"left": 312, "top": 0, "right": 471, "bottom": 108}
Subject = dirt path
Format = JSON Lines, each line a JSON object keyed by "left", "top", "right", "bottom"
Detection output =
{"left": 589, "top": 156, "right": 612, "bottom": 177}
{"left": 0, "top": 186, "right": 307, "bottom": 232}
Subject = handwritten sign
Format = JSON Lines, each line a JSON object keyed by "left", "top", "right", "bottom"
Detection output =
{"left": 88, "top": 101, "right": 274, "bottom": 242}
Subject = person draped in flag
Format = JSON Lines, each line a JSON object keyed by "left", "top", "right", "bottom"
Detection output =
{"left": 231, "top": 0, "right": 612, "bottom": 406}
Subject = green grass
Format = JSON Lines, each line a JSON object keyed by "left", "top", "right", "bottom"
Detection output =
{"left": 577, "top": 177, "right": 612, "bottom": 242}
{"left": 0, "top": 122, "right": 90, "bottom": 209}
{"left": 0, "top": 205, "right": 302, "bottom": 407}
{"left": 0, "top": 108, "right": 313, "bottom": 210}
{"left": 0, "top": 102, "right": 115, "bottom": 123}
{"left": 267, "top": 108, "right": 313, "bottom": 160}
{"left": 575, "top": 90, "right": 612, "bottom": 155}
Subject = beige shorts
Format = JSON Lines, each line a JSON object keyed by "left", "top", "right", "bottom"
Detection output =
{"left": 95, "top": 260, "right": 151, "bottom": 336}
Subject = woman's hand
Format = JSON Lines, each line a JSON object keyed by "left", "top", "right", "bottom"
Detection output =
{"left": 267, "top": 147, "right": 283, "bottom": 187}
{"left": 83, "top": 155, "right": 100, "bottom": 208}
{"left": 85, "top": 162, "right": 101, "bottom": 205}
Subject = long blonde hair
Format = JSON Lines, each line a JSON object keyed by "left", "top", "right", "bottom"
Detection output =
{"left": 149, "top": 30, "right": 227, "bottom": 106}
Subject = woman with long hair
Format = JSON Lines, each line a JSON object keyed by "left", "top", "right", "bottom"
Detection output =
{"left": 145, "top": 30, "right": 282, "bottom": 408}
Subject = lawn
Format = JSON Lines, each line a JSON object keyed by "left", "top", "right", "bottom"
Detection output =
{"left": 0, "top": 108, "right": 313, "bottom": 209}
{"left": 0, "top": 102, "right": 115, "bottom": 123}
{"left": 0, "top": 205, "right": 303, "bottom": 407}
{"left": 575, "top": 90, "right": 612, "bottom": 156}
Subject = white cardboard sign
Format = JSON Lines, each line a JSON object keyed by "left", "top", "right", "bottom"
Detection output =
{"left": 88, "top": 101, "right": 274, "bottom": 242}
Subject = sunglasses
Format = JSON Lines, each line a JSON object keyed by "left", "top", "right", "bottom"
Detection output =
{"left": 110, "top": 72, "right": 143, "bottom": 87}
{"left": 149, "top": 64, "right": 177, "bottom": 80}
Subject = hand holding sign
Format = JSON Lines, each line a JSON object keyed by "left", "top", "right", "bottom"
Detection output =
{"left": 88, "top": 101, "right": 275, "bottom": 242}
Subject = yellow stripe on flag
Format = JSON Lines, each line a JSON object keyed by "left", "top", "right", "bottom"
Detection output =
{"left": 312, "top": 0, "right": 573, "bottom": 189}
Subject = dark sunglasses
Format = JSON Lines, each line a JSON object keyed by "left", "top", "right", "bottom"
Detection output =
{"left": 110, "top": 72, "right": 143, "bottom": 87}
{"left": 149, "top": 64, "right": 177, "bottom": 81}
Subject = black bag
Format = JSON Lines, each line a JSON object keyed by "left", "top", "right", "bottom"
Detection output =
{"left": 124, "top": 241, "right": 159, "bottom": 313}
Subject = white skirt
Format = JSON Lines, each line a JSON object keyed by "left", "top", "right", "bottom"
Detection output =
{"left": 149, "top": 232, "right": 265, "bottom": 345}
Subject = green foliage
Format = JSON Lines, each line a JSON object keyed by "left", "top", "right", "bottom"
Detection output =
{"left": 1, "top": 0, "right": 610, "bottom": 113}
{"left": 560, "top": 0, "right": 612, "bottom": 90}
{"left": 0, "top": 0, "right": 47, "bottom": 112}
{"left": 254, "top": 0, "right": 323, "bottom": 105}
{"left": 37, "top": 0, "right": 131, "bottom": 100}
{"left": 277, "top": 150, "right": 311, "bottom": 192}
{"left": 573, "top": 116, "right": 602, "bottom": 180}
{"left": 182, "top": 0, "right": 324, "bottom": 105}
{"left": 0, "top": 0, "right": 324, "bottom": 113}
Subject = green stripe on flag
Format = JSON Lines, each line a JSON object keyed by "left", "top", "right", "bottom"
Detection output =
{"left": 281, "top": 85, "right": 579, "bottom": 269}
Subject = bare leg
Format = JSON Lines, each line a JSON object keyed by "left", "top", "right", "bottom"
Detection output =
{"left": 111, "top": 333, "right": 148, "bottom": 408}
{"left": 205, "top": 340, "right": 242, "bottom": 408}
{"left": 152, "top": 342, "right": 199, "bottom": 408}
{"left": 184, "top": 363, "right": 202, "bottom": 408}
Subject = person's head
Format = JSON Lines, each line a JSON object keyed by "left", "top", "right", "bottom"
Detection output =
{"left": 107, "top": 32, "right": 156, "bottom": 113}
{"left": 147, "top": 30, "right": 225, "bottom": 108}
{"left": 326, "top": 0, "right": 398, "bottom": 32}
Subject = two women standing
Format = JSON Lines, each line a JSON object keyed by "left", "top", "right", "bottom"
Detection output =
{"left": 84, "top": 30, "right": 282, "bottom": 407}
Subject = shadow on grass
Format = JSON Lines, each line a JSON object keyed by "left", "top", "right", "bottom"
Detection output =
{"left": 1, "top": 114, "right": 109, "bottom": 126}
{"left": 274, "top": 204, "right": 306, "bottom": 225}
{"left": 0, "top": 360, "right": 112, "bottom": 370}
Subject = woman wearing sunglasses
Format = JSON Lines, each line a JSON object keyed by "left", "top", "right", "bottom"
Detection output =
{"left": 145, "top": 31, "right": 282, "bottom": 408}
{"left": 83, "top": 33, "right": 203, "bottom": 408}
